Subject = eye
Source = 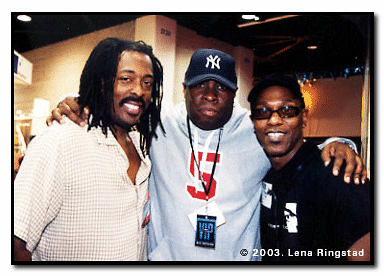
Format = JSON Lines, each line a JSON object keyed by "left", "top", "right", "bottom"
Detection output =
{"left": 258, "top": 107, "right": 270, "bottom": 113}
{"left": 280, "top": 106, "right": 300, "bottom": 117}
{"left": 254, "top": 107, "right": 271, "bottom": 117}
{"left": 119, "top": 76, "right": 132, "bottom": 83}
{"left": 195, "top": 82, "right": 206, "bottom": 88}
{"left": 217, "top": 84, "right": 229, "bottom": 91}
{"left": 142, "top": 80, "right": 154, "bottom": 90}
{"left": 281, "top": 106, "right": 294, "bottom": 112}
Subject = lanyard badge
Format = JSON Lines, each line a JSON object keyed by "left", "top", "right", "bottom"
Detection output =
{"left": 195, "top": 215, "right": 217, "bottom": 248}
{"left": 187, "top": 118, "right": 223, "bottom": 249}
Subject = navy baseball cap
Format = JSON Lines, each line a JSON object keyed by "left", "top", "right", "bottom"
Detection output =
{"left": 184, "top": 49, "right": 238, "bottom": 91}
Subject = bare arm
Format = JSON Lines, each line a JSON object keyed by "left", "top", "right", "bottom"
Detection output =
{"left": 347, "top": 232, "right": 370, "bottom": 261}
{"left": 13, "top": 236, "right": 31, "bottom": 261}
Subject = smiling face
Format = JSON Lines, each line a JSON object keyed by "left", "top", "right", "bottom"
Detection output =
{"left": 252, "top": 85, "right": 308, "bottom": 170}
{"left": 184, "top": 80, "right": 236, "bottom": 130}
{"left": 112, "top": 50, "right": 154, "bottom": 131}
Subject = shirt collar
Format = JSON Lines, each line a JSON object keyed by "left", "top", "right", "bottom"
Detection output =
{"left": 91, "top": 125, "right": 149, "bottom": 162}
{"left": 91, "top": 126, "right": 118, "bottom": 146}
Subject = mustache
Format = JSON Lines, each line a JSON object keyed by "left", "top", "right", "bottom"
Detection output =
{"left": 119, "top": 96, "right": 146, "bottom": 108}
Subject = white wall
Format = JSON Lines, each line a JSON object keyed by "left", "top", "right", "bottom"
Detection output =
{"left": 302, "top": 75, "right": 363, "bottom": 137}
{"left": 14, "top": 20, "right": 136, "bottom": 117}
{"left": 135, "top": 15, "right": 177, "bottom": 103}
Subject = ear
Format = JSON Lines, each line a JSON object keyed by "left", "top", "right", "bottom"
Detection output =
{"left": 183, "top": 83, "right": 187, "bottom": 98}
{"left": 302, "top": 109, "right": 309, "bottom": 128}
{"left": 101, "top": 79, "right": 106, "bottom": 94}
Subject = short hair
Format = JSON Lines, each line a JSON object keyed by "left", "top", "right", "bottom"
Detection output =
{"left": 78, "top": 38, "right": 164, "bottom": 155}
{"left": 248, "top": 73, "right": 305, "bottom": 114}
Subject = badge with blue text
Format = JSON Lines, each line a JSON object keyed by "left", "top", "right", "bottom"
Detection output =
{"left": 195, "top": 215, "right": 216, "bottom": 248}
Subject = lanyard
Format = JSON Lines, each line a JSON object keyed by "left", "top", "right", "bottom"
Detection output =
{"left": 187, "top": 117, "right": 223, "bottom": 201}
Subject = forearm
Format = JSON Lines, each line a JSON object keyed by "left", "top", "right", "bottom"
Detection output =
{"left": 318, "top": 137, "right": 358, "bottom": 153}
{"left": 13, "top": 236, "right": 32, "bottom": 261}
{"left": 347, "top": 232, "right": 370, "bottom": 261}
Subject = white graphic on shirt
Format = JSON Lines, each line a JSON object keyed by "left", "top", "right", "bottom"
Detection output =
{"left": 261, "top": 182, "right": 273, "bottom": 209}
{"left": 187, "top": 128, "right": 220, "bottom": 201}
{"left": 205, "top": 55, "right": 221, "bottom": 69}
{"left": 284, "top": 203, "right": 298, "bottom": 233}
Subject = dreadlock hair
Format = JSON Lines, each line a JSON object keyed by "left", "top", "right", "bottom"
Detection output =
{"left": 78, "top": 38, "right": 164, "bottom": 155}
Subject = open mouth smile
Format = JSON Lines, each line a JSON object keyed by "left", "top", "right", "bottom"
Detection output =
{"left": 122, "top": 100, "right": 144, "bottom": 116}
{"left": 266, "top": 131, "right": 287, "bottom": 142}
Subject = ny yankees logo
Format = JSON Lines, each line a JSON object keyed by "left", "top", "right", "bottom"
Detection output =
{"left": 187, "top": 150, "right": 221, "bottom": 200}
{"left": 205, "top": 55, "right": 221, "bottom": 70}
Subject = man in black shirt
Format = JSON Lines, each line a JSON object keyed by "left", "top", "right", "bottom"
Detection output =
{"left": 248, "top": 73, "right": 370, "bottom": 262}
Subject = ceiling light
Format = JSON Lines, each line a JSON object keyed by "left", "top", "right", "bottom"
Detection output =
{"left": 17, "top": 15, "right": 32, "bottom": 22}
{"left": 242, "top": 15, "right": 259, "bottom": 21}
{"left": 307, "top": 45, "right": 318, "bottom": 50}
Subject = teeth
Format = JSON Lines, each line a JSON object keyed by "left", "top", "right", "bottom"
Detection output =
{"left": 124, "top": 103, "right": 140, "bottom": 111}
{"left": 267, "top": 132, "right": 285, "bottom": 138}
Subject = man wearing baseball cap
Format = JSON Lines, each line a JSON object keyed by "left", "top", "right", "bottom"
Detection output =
{"left": 48, "top": 48, "right": 364, "bottom": 261}
{"left": 148, "top": 49, "right": 267, "bottom": 260}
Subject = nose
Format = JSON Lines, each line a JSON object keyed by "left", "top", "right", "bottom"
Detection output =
{"left": 131, "top": 79, "right": 145, "bottom": 97}
{"left": 203, "top": 81, "right": 218, "bottom": 102}
{"left": 267, "top": 111, "right": 283, "bottom": 125}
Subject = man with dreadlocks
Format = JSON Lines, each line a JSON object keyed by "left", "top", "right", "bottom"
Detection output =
{"left": 13, "top": 38, "right": 164, "bottom": 261}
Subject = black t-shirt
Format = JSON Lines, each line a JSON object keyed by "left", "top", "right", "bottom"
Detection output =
{"left": 260, "top": 142, "right": 370, "bottom": 262}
